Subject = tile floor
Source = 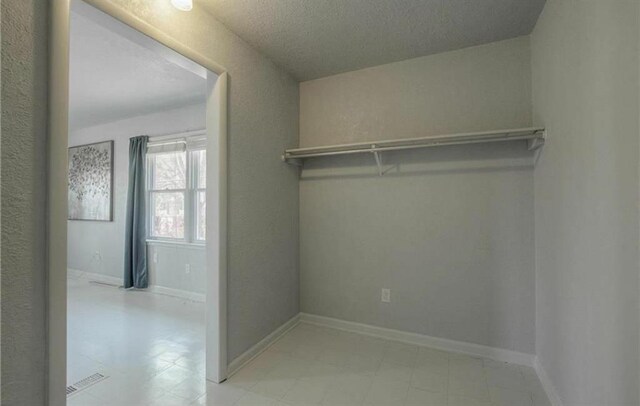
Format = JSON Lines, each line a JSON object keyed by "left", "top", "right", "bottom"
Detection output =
{"left": 67, "top": 276, "right": 206, "bottom": 405}
{"left": 68, "top": 278, "right": 551, "bottom": 405}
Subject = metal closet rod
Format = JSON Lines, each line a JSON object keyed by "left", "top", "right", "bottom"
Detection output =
{"left": 282, "top": 127, "right": 546, "bottom": 162}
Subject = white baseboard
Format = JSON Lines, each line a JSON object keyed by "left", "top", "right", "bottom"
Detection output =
{"left": 534, "top": 356, "right": 564, "bottom": 406}
{"left": 299, "top": 313, "right": 535, "bottom": 367}
{"left": 227, "top": 313, "right": 301, "bottom": 376}
{"left": 149, "top": 285, "right": 205, "bottom": 303}
{"left": 68, "top": 268, "right": 205, "bottom": 302}
{"left": 68, "top": 268, "right": 121, "bottom": 285}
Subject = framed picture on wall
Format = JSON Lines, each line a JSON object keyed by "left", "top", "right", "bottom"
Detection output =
{"left": 68, "top": 140, "right": 114, "bottom": 221}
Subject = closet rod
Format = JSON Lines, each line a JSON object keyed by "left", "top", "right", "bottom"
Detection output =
{"left": 283, "top": 127, "right": 545, "bottom": 162}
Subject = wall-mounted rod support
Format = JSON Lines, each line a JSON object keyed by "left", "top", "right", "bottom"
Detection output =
{"left": 371, "top": 146, "right": 383, "bottom": 176}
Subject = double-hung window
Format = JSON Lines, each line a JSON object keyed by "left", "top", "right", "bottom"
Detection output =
{"left": 147, "top": 135, "right": 206, "bottom": 243}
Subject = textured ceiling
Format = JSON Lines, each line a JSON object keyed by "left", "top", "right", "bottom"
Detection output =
{"left": 199, "top": 0, "right": 546, "bottom": 81}
{"left": 69, "top": 10, "right": 206, "bottom": 131}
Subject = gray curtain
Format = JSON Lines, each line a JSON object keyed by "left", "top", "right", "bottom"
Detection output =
{"left": 124, "top": 135, "right": 149, "bottom": 289}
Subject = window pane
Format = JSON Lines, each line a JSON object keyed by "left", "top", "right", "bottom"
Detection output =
{"left": 196, "top": 190, "right": 206, "bottom": 241}
{"left": 152, "top": 152, "right": 186, "bottom": 189}
{"left": 150, "top": 192, "right": 185, "bottom": 239}
{"left": 195, "top": 150, "right": 206, "bottom": 189}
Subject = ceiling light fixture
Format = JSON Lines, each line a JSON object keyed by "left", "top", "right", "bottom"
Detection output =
{"left": 171, "top": 0, "right": 193, "bottom": 11}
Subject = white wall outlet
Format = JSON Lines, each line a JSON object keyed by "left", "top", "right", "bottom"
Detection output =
{"left": 185, "top": 264, "right": 191, "bottom": 274}
{"left": 153, "top": 252, "right": 158, "bottom": 263}
{"left": 381, "top": 288, "right": 391, "bottom": 303}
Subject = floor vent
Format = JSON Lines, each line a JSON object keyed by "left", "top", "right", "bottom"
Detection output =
{"left": 66, "top": 373, "right": 108, "bottom": 397}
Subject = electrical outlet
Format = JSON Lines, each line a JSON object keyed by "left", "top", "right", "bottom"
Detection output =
{"left": 381, "top": 288, "right": 391, "bottom": 303}
{"left": 153, "top": 252, "right": 158, "bottom": 263}
{"left": 185, "top": 264, "right": 191, "bottom": 274}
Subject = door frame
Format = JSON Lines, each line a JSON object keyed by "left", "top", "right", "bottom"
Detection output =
{"left": 49, "top": 1, "right": 229, "bottom": 404}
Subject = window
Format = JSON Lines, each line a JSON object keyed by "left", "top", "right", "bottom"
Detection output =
{"left": 193, "top": 149, "right": 206, "bottom": 241}
{"left": 147, "top": 136, "right": 206, "bottom": 243}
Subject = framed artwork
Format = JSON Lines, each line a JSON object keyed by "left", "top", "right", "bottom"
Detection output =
{"left": 68, "top": 140, "right": 114, "bottom": 221}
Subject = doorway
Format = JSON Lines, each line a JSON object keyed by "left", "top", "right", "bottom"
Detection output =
{"left": 49, "top": 1, "right": 228, "bottom": 404}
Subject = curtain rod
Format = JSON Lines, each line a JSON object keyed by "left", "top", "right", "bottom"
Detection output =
{"left": 147, "top": 129, "right": 205, "bottom": 143}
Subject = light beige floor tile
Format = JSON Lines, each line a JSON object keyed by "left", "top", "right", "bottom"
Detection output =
{"left": 414, "top": 362, "right": 448, "bottom": 377}
{"left": 118, "top": 358, "right": 175, "bottom": 381}
{"left": 316, "top": 348, "right": 351, "bottom": 367}
{"left": 410, "top": 367, "right": 448, "bottom": 393}
{"left": 404, "top": 387, "right": 447, "bottom": 406}
{"left": 190, "top": 382, "right": 246, "bottom": 405}
{"left": 354, "top": 337, "right": 386, "bottom": 359}
{"left": 489, "top": 386, "right": 533, "bottom": 406}
{"left": 362, "top": 377, "right": 409, "bottom": 406}
{"left": 418, "top": 347, "right": 450, "bottom": 360}
{"left": 321, "top": 373, "right": 372, "bottom": 406}
{"left": 382, "top": 342, "right": 419, "bottom": 367}
{"left": 235, "top": 391, "right": 279, "bottom": 406}
{"left": 227, "top": 365, "right": 270, "bottom": 390}
{"left": 343, "top": 354, "right": 382, "bottom": 375}
{"left": 147, "top": 365, "right": 198, "bottom": 393}
{"left": 171, "top": 376, "right": 208, "bottom": 401}
{"left": 270, "top": 356, "right": 312, "bottom": 379}
{"left": 447, "top": 394, "right": 492, "bottom": 406}
{"left": 375, "top": 361, "right": 414, "bottom": 383}
{"left": 449, "top": 357, "right": 486, "bottom": 383}
{"left": 448, "top": 377, "right": 490, "bottom": 401}
{"left": 415, "top": 348, "right": 449, "bottom": 374}
{"left": 93, "top": 382, "right": 167, "bottom": 406}
{"left": 291, "top": 343, "right": 326, "bottom": 360}
{"left": 304, "top": 361, "right": 343, "bottom": 382}
{"left": 282, "top": 377, "right": 331, "bottom": 405}
{"left": 67, "top": 391, "right": 106, "bottom": 406}
{"left": 149, "top": 393, "right": 193, "bottom": 406}
{"left": 250, "top": 375, "right": 298, "bottom": 399}
{"left": 85, "top": 374, "right": 167, "bottom": 403}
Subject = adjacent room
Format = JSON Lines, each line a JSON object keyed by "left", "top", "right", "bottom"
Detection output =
{"left": 65, "top": 3, "right": 211, "bottom": 403}
{"left": 2, "top": 1, "right": 639, "bottom": 406}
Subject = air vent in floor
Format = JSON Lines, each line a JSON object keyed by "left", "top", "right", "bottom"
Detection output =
{"left": 66, "top": 373, "right": 108, "bottom": 397}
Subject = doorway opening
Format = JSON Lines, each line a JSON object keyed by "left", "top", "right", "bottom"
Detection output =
{"left": 50, "top": 1, "right": 228, "bottom": 404}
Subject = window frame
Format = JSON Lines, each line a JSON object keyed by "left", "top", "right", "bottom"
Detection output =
{"left": 146, "top": 134, "right": 206, "bottom": 245}
{"left": 191, "top": 149, "right": 207, "bottom": 243}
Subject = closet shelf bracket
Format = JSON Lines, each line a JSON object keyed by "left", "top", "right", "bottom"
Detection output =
{"left": 371, "top": 145, "right": 384, "bottom": 176}
{"left": 527, "top": 130, "right": 546, "bottom": 151}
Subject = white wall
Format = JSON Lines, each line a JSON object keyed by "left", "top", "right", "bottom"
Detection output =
{"left": 1, "top": 1, "right": 48, "bottom": 404}
{"left": 299, "top": 37, "right": 536, "bottom": 354}
{"left": 147, "top": 244, "right": 205, "bottom": 295}
{"left": 68, "top": 104, "right": 206, "bottom": 294}
{"left": 531, "top": 1, "right": 639, "bottom": 405}
{"left": 301, "top": 36, "right": 532, "bottom": 147}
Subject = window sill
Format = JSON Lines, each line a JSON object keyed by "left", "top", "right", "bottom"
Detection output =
{"left": 146, "top": 239, "right": 205, "bottom": 250}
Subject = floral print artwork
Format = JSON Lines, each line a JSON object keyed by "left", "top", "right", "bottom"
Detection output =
{"left": 68, "top": 141, "right": 113, "bottom": 221}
